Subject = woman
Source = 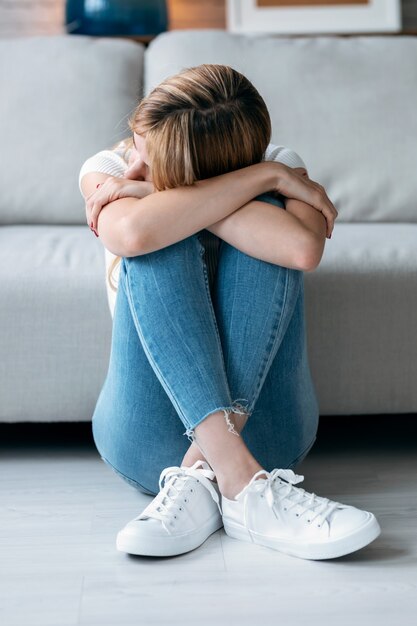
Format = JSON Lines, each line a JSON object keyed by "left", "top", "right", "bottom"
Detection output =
{"left": 79, "top": 64, "right": 380, "bottom": 560}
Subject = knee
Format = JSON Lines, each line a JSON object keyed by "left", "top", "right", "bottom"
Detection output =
{"left": 286, "top": 433, "right": 318, "bottom": 470}
{"left": 124, "top": 233, "right": 201, "bottom": 264}
{"left": 92, "top": 417, "right": 158, "bottom": 496}
{"left": 279, "top": 265, "right": 304, "bottom": 312}
{"left": 287, "top": 265, "right": 304, "bottom": 284}
{"left": 253, "top": 192, "right": 285, "bottom": 209}
{"left": 99, "top": 451, "right": 158, "bottom": 496}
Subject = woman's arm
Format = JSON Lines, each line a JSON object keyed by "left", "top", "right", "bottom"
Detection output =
{"left": 91, "top": 161, "right": 278, "bottom": 256}
{"left": 81, "top": 173, "right": 158, "bottom": 256}
{"left": 283, "top": 168, "right": 328, "bottom": 268}
{"left": 206, "top": 197, "right": 327, "bottom": 271}
{"left": 83, "top": 162, "right": 336, "bottom": 257}
{"left": 206, "top": 165, "right": 328, "bottom": 271}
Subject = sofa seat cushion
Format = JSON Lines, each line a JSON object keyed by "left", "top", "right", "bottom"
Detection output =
{"left": 1, "top": 223, "right": 416, "bottom": 422}
{"left": 304, "top": 223, "right": 417, "bottom": 415}
{"left": 0, "top": 225, "right": 112, "bottom": 422}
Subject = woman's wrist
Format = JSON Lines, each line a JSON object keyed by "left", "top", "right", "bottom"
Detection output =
{"left": 140, "top": 181, "right": 155, "bottom": 197}
{"left": 260, "top": 161, "right": 288, "bottom": 196}
{"left": 121, "top": 179, "right": 155, "bottom": 199}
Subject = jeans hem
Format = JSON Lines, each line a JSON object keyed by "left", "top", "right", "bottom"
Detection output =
{"left": 183, "top": 398, "right": 251, "bottom": 443}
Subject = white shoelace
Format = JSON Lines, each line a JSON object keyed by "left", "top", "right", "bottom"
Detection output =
{"left": 235, "top": 468, "right": 341, "bottom": 526}
{"left": 136, "top": 460, "right": 222, "bottom": 530}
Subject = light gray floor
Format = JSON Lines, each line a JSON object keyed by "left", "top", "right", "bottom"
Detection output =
{"left": 1, "top": 417, "right": 417, "bottom": 626}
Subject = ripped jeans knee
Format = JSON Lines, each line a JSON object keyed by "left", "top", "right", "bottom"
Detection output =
{"left": 183, "top": 397, "right": 251, "bottom": 444}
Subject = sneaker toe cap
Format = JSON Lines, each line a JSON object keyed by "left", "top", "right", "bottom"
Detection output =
{"left": 120, "top": 517, "right": 170, "bottom": 538}
{"left": 329, "top": 505, "right": 374, "bottom": 539}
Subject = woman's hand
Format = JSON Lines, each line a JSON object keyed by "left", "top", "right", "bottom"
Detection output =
{"left": 273, "top": 163, "right": 338, "bottom": 238}
{"left": 85, "top": 176, "right": 154, "bottom": 231}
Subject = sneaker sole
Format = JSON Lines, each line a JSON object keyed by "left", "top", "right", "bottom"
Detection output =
{"left": 116, "top": 513, "right": 223, "bottom": 557}
{"left": 223, "top": 512, "right": 381, "bottom": 560}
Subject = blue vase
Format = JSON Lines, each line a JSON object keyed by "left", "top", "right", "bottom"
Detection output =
{"left": 65, "top": 0, "right": 168, "bottom": 36}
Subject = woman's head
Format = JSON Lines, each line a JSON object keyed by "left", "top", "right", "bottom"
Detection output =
{"left": 107, "top": 64, "right": 271, "bottom": 292}
{"left": 126, "top": 63, "right": 271, "bottom": 190}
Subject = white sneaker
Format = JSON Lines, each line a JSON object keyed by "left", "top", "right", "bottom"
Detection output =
{"left": 116, "top": 460, "right": 223, "bottom": 557}
{"left": 221, "top": 468, "right": 381, "bottom": 560}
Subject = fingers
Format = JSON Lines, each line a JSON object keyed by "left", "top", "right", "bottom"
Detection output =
{"left": 91, "top": 183, "right": 102, "bottom": 234}
{"left": 86, "top": 182, "right": 104, "bottom": 234}
{"left": 292, "top": 171, "right": 338, "bottom": 238}
{"left": 310, "top": 183, "right": 338, "bottom": 238}
{"left": 85, "top": 200, "right": 96, "bottom": 235}
{"left": 86, "top": 176, "right": 133, "bottom": 233}
{"left": 89, "top": 201, "right": 102, "bottom": 234}
{"left": 278, "top": 165, "right": 339, "bottom": 239}
{"left": 321, "top": 195, "right": 338, "bottom": 238}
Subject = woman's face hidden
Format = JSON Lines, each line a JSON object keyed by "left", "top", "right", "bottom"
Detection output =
{"left": 125, "top": 132, "right": 152, "bottom": 181}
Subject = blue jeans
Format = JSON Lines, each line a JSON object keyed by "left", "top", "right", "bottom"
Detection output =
{"left": 92, "top": 193, "right": 319, "bottom": 496}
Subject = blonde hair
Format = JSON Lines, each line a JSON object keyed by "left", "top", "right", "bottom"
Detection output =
{"left": 107, "top": 63, "right": 271, "bottom": 292}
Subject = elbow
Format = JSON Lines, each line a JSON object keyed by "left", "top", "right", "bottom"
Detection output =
{"left": 300, "top": 256, "right": 321, "bottom": 273}
{"left": 94, "top": 207, "right": 149, "bottom": 257}
{"left": 121, "top": 217, "right": 148, "bottom": 257}
{"left": 294, "top": 232, "right": 325, "bottom": 272}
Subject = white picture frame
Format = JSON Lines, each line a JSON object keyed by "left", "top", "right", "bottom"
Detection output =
{"left": 226, "top": 0, "right": 402, "bottom": 35}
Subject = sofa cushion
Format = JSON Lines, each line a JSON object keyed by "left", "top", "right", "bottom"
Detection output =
{"left": 0, "top": 35, "right": 144, "bottom": 225}
{"left": 145, "top": 31, "right": 417, "bottom": 223}
{"left": 1, "top": 223, "right": 416, "bottom": 421}
{"left": 304, "top": 223, "right": 417, "bottom": 415}
{"left": 0, "top": 226, "right": 112, "bottom": 422}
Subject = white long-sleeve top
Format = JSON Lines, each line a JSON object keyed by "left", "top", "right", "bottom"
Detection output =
{"left": 79, "top": 140, "right": 307, "bottom": 318}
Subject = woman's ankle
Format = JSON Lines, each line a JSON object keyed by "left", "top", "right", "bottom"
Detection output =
{"left": 180, "top": 443, "right": 217, "bottom": 481}
{"left": 190, "top": 409, "right": 266, "bottom": 497}
{"left": 181, "top": 409, "right": 246, "bottom": 475}
{"left": 216, "top": 460, "right": 266, "bottom": 500}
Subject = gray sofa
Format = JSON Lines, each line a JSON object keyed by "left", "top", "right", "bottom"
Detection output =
{"left": 1, "top": 30, "right": 416, "bottom": 423}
